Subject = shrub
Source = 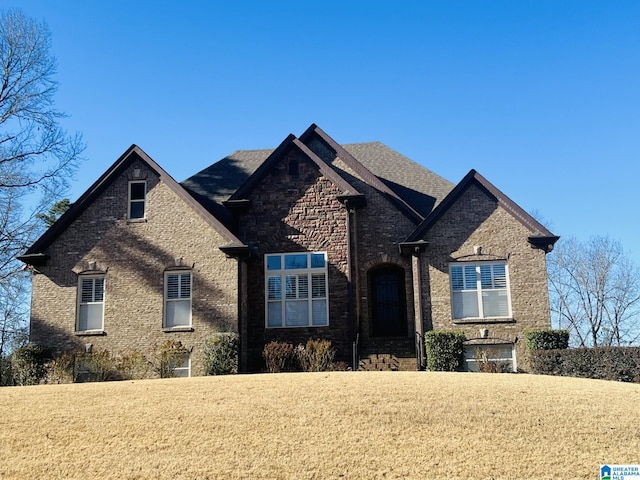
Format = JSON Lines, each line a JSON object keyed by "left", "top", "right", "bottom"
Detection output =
{"left": 298, "top": 339, "right": 335, "bottom": 372}
{"left": 46, "top": 352, "right": 76, "bottom": 384}
{"left": 153, "top": 340, "right": 190, "bottom": 378}
{"left": 263, "top": 341, "right": 298, "bottom": 373}
{"left": 525, "top": 330, "right": 569, "bottom": 351}
{"left": 473, "top": 347, "right": 512, "bottom": 373}
{"left": 424, "top": 331, "right": 465, "bottom": 371}
{"left": 204, "top": 333, "right": 239, "bottom": 375}
{"left": 117, "top": 351, "right": 151, "bottom": 380}
{"left": 75, "top": 350, "right": 120, "bottom": 382}
{"left": 10, "top": 344, "right": 53, "bottom": 385}
{"left": 530, "top": 347, "right": 640, "bottom": 383}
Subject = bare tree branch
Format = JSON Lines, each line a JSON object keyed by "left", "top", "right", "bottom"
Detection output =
{"left": 548, "top": 236, "right": 640, "bottom": 347}
{"left": 0, "top": 8, "right": 84, "bottom": 359}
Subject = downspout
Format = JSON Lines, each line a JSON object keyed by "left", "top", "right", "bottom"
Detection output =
{"left": 352, "top": 206, "right": 361, "bottom": 365}
{"left": 344, "top": 200, "right": 355, "bottom": 370}
{"left": 412, "top": 252, "right": 424, "bottom": 370}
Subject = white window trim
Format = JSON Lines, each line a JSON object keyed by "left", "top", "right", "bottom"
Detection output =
{"left": 128, "top": 180, "right": 147, "bottom": 220}
{"left": 76, "top": 274, "right": 105, "bottom": 332}
{"left": 449, "top": 261, "right": 512, "bottom": 321}
{"left": 265, "top": 252, "right": 329, "bottom": 328}
{"left": 464, "top": 343, "right": 517, "bottom": 372}
{"left": 172, "top": 355, "right": 191, "bottom": 377}
{"left": 163, "top": 271, "right": 192, "bottom": 329}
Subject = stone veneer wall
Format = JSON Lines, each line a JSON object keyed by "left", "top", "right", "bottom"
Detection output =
{"left": 421, "top": 184, "right": 552, "bottom": 370}
{"left": 29, "top": 158, "right": 239, "bottom": 376}
{"left": 305, "top": 138, "right": 419, "bottom": 346}
{"left": 238, "top": 148, "right": 352, "bottom": 370}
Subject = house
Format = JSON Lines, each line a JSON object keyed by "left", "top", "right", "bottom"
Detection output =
{"left": 18, "top": 124, "right": 558, "bottom": 375}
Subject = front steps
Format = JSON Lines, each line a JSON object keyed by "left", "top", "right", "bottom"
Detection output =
{"left": 358, "top": 353, "right": 417, "bottom": 371}
{"left": 358, "top": 337, "right": 418, "bottom": 371}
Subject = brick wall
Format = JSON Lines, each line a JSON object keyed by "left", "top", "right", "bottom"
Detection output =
{"left": 237, "top": 148, "right": 352, "bottom": 370}
{"left": 30, "top": 158, "right": 239, "bottom": 376}
{"left": 420, "top": 183, "right": 552, "bottom": 370}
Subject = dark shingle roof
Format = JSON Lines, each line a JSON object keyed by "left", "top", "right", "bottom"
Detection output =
{"left": 181, "top": 140, "right": 454, "bottom": 222}
{"left": 342, "top": 142, "right": 454, "bottom": 217}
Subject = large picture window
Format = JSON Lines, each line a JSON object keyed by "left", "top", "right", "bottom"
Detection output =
{"left": 265, "top": 252, "right": 328, "bottom": 328}
{"left": 450, "top": 262, "right": 511, "bottom": 320}
{"left": 77, "top": 275, "right": 105, "bottom": 331}
{"left": 164, "top": 271, "right": 192, "bottom": 328}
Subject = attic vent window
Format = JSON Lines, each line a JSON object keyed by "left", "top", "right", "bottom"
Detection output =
{"left": 288, "top": 159, "right": 299, "bottom": 176}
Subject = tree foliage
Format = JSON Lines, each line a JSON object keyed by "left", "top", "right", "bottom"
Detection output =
{"left": 548, "top": 236, "right": 640, "bottom": 347}
{"left": 35, "top": 197, "right": 70, "bottom": 227}
{"left": 0, "top": 8, "right": 83, "bottom": 361}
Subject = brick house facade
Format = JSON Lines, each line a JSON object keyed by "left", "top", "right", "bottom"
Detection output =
{"left": 19, "top": 124, "right": 558, "bottom": 375}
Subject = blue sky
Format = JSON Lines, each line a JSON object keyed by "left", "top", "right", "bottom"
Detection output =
{"left": 13, "top": 1, "right": 640, "bottom": 263}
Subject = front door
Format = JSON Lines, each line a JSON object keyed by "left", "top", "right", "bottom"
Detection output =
{"left": 370, "top": 266, "right": 407, "bottom": 337}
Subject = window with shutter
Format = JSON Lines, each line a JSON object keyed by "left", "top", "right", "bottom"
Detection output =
{"left": 164, "top": 271, "right": 192, "bottom": 328}
{"left": 449, "top": 262, "right": 511, "bottom": 320}
{"left": 265, "top": 252, "right": 328, "bottom": 328}
{"left": 77, "top": 275, "right": 105, "bottom": 331}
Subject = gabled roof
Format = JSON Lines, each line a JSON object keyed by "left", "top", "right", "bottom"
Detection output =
{"left": 182, "top": 124, "right": 455, "bottom": 226}
{"left": 299, "top": 124, "right": 424, "bottom": 222}
{"left": 341, "top": 142, "right": 454, "bottom": 217}
{"left": 228, "top": 133, "right": 361, "bottom": 202}
{"left": 19, "top": 145, "right": 246, "bottom": 265}
{"left": 405, "top": 169, "right": 559, "bottom": 251}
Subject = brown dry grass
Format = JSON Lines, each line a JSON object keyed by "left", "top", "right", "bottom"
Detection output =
{"left": 1, "top": 372, "right": 639, "bottom": 479}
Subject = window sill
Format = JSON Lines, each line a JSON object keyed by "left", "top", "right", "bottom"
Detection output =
{"left": 163, "top": 326, "right": 194, "bottom": 333}
{"left": 126, "top": 218, "right": 147, "bottom": 224}
{"left": 452, "top": 318, "right": 515, "bottom": 325}
{"left": 266, "top": 325, "right": 329, "bottom": 329}
{"left": 74, "top": 330, "right": 105, "bottom": 336}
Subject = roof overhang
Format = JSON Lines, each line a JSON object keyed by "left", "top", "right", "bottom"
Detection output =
{"left": 398, "top": 240, "right": 429, "bottom": 257}
{"left": 528, "top": 235, "right": 560, "bottom": 253}
{"left": 219, "top": 243, "right": 252, "bottom": 259}
{"left": 17, "top": 253, "right": 50, "bottom": 267}
{"left": 336, "top": 194, "right": 367, "bottom": 209}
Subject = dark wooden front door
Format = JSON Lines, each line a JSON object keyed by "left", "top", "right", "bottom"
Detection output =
{"left": 370, "top": 266, "right": 407, "bottom": 337}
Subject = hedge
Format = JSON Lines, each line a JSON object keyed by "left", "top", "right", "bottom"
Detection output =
{"left": 529, "top": 347, "right": 640, "bottom": 383}
{"left": 525, "top": 329, "right": 569, "bottom": 351}
{"left": 424, "top": 331, "right": 465, "bottom": 371}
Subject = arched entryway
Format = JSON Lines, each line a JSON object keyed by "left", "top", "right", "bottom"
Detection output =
{"left": 369, "top": 265, "right": 408, "bottom": 337}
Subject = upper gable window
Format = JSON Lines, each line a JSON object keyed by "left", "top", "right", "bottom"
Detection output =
{"left": 450, "top": 262, "right": 511, "bottom": 320}
{"left": 128, "top": 181, "right": 146, "bottom": 219}
{"left": 77, "top": 275, "right": 105, "bottom": 332}
{"left": 265, "top": 252, "right": 328, "bottom": 328}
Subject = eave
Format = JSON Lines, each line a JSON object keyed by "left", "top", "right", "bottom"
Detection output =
{"left": 16, "top": 253, "right": 50, "bottom": 267}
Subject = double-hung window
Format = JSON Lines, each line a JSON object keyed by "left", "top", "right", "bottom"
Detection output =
{"left": 164, "top": 271, "right": 192, "bottom": 328}
{"left": 128, "top": 181, "right": 146, "bottom": 219}
{"left": 77, "top": 275, "right": 105, "bottom": 331}
{"left": 172, "top": 355, "right": 191, "bottom": 377}
{"left": 265, "top": 252, "right": 328, "bottom": 328}
{"left": 450, "top": 262, "right": 511, "bottom": 320}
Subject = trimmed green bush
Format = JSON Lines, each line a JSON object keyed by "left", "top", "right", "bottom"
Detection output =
{"left": 204, "top": 333, "right": 239, "bottom": 375}
{"left": 525, "top": 329, "right": 569, "bottom": 351}
{"left": 424, "top": 331, "right": 466, "bottom": 371}
{"left": 530, "top": 347, "right": 640, "bottom": 383}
